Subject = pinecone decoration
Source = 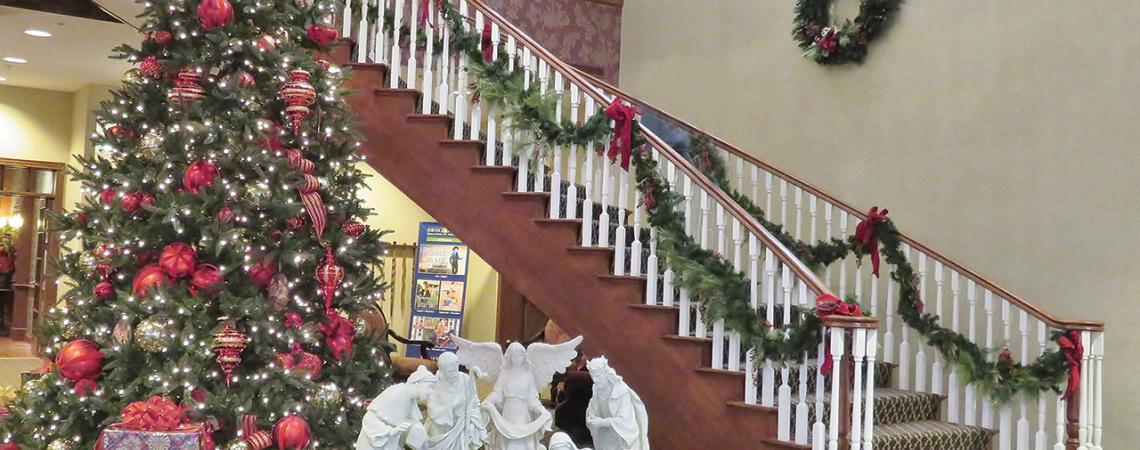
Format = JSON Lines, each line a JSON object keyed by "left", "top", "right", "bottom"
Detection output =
{"left": 267, "top": 273, "right": 290, "bottom": 311}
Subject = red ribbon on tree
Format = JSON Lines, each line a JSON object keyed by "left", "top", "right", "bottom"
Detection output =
{"left": 319, "top": 310, "right": 355, "bottom": 360}
{"left": 1058, "top": 331, "right": 1083, "bottom": 402}
{"left": 283, "top": 149, "right": 327, "bottom": 237}
{"left": 239, "top": 414, "right": 272, "bottom": 450}
{"left": 119, "top": 396, "right": 190, "bottom": 431}
{"left": 854, "top": 207, "right": 889, "bottom": 278}
{"left": 604, "top": 98, "right": 640, "bottom": 171}
{"left": 481, "top": 22, "right": 494, "bottom": 63}
{"left": 815, "top": 294, "right": 863, "bottom": 376}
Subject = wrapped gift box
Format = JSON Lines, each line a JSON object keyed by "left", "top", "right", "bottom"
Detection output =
{"left": 97, "top": 423, "right": 210, "bottom": 450}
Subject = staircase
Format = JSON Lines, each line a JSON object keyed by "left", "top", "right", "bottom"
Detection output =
{"left": 326, "top": 1, "right": 1106, "bottom": 449}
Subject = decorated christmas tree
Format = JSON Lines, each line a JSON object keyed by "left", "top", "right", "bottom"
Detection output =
{"left": 0, "top": 0, "right": 394, "bottom": 448}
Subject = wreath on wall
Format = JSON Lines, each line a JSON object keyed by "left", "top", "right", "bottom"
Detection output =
{"left": 793, "top": 0, "right": 904, "bottom": 65}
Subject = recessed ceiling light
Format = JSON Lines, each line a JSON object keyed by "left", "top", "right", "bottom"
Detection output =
{"left": 3, "top": 57, "right": 28, "bottom": 64}
{"left": 23, "top": 29, "right": 52, "bottom": 38}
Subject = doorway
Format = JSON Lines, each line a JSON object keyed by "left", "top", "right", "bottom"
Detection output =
{"left": 0, "top": 158, "right": 65, "bottom": 346}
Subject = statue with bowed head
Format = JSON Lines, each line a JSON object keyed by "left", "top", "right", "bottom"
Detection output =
{"left": 585, "top": 357, "right": 649, "bottom": 450}
{"left": 453, "top": 334, "right": 585, "bottom": 450}
{"left": 425, "top": 352, "right": 487, "bottom": 450}
{"left": 356, "top": 366, "right": 436, "bottom": 450}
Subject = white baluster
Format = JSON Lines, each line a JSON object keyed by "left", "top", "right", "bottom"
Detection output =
{"left": 915, "top": 252, "right": 927, "bottom": 393}
{"left": 777, "top": 268, "right": 793, "bottom": 439}
{"left": 566, "top": 84, "right": 580, "bottom": 217}
{"left": 452, "top": 5, "right": 470, "bottom": 138}
{"left": 808, "top": 195, "right": 818, "bottom": 243}
{"left": 964, "top": 280, "right": 978, "bottom": 426}
{"left": 762, "top": 249, "right": 776, "bottom": 406}
{"left": 1054, "top": 396, "right": 1067, "bottom": 450}
{"left": 676, "top": 175, "right": 692, "bottom": 336}
{"left": 341, "top": 0, "right": 354, "bottom": 45}
{"left": 898, "top": 245, "right": 911, "bottom": 390}
{"left": 355, "top": 0, "right": 369, "bottom": 63}
{"left": 750, "top": 165, "right": 759, "bottom": 204}
{"left": 533, "top": 61, "right": 548, "bottom": 194}
{"left": 863, "top": 328, "right": 878, "bottom": 450}
{"left": 693, "top": 190, "right": 710, "bottom": 339}
{"left": 500, "top": 34, "right": 516, "bottom": 162}
{"left": 1017, "top": 310, "right": 1030, "bottom": 450}
{"left": 388, "top": 0, "right": 404, "bottom": 88}
{"left": 838, "top": 210, "right": 849, "bottom": 299}
{"left": 982, "top": 290, "right": 995, "bottom": 428}
{"left": 883, "top": 252, "right": 894, "bottom": 365}
{"left": 735, "top": 154, "right": 744, "bottom": 192}
{"left": 645, "top": 227, "right": 658, "bottom": 306}
{"left": 1036, "top": 321, "right": 1048, "bottom": 450}
{"left": 779, "top": 179, "right": 789, "bottom": 227}
{"left": 548, "top": 72, "right": 564, "bottom": 219}
{"left": 824, "top": 203, "right": 833, "bottom": 287}
{"left": 813, "top": 326, "right": 827, "bottom": 450}
{"left": 1091, "top": 332, "right": 1104, "bottom": 450}
{"left": 1079, "top": 330, "right": 1091, "bottom": 449}
{"left": 372, "top": 0, "right": 387, "bottom": 63}
{"left": 482, "top": 27, "right": 500, "bottom": 164}
{"left": 932, "top": 260, "right": 945, "bottom": 396}
{"left": 1000, "top": 404, "right": 1013, "bottom": 450}
{"left": 419, "top": 0, "right": 434, "bottom": 112}
{"left": 948, "top": 271, "right": 961, "bottom": 422}
{"left": 612, "top": 169, "right": 628, "bottom": 276}
{"left": 795, "top": 348, "right": 810, "bottom": 444}
{"left": 406, "top": 0, "right": 418, "bottom": 90}
{"left": 727, "top": 218, "right": 743, "bottom": 371}
{"left": 793, "top": 187, "right": 803, "bottom": 239}
{"left": 850, "top": 328, "right": 867, "bottom": 450}
{"left": 744, "top": 236, "right": 760, "bottom": 405}
{"left": 435, "top": 2, "right": 450, "bottom": 112}
{"left": 764, "top": 172, "right": 774, "bottom": 217}
{"left": 579, "top": 94, "right": 595, "bottom": 245}
{"left": 827, "top": 328, "right": 845, "bottom": 450}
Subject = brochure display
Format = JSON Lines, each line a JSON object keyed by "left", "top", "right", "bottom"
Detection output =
{"left": 406, "top": 222, "right": 470, "bottom": 357}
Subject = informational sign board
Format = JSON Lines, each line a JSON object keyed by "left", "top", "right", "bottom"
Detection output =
{"left": 405, "top": 222, "right": 470, "bottom": 358}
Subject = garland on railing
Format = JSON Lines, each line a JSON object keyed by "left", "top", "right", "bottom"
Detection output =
{"left": 686, "top": 135, "right": 1078, "bottom": 403}
{"left": 420, "top": 0, "right": 1078, "bottom": 403}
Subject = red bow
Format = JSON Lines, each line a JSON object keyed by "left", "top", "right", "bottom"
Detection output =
{"left": 120, "top": 396, "right": 189, "bottom": 431}
{"left": 319, "top": 310, "right": 355, "bottom": 360}
{"left": 815, "top": 294, "right": 863, "bottom": 376}
{"left": 854, "top": 207, "right": 889, "bottom": 278}
{"left": 283, "top": 149, "right": 327, "bottom": 238}
{"left": 604, "top": 99, "right": 640, "bottom": 171}
{"left": 481, "top": 22, "right": 494, "bottom": 63}
{"left": 1058, "top": 331, "right": 1083, "bottom": 402}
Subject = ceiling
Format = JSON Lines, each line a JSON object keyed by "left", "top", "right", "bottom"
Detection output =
{"left": 0, "top": 2, "right": 141, "bottom": 92}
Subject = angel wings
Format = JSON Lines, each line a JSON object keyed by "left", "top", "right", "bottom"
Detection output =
{"left": 452, "top": 334, "right": 584, "bottom": 387}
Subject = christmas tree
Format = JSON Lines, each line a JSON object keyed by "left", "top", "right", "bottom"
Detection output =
{"left": 0, "top": 0, "right": 394, "bottom": 448}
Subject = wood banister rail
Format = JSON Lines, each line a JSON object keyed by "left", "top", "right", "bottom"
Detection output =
{"left": 577, "top": 70, "right": 1103, "bottom": 333}
{"left": 465, "top": 0, "right": 835, "bottom": 299}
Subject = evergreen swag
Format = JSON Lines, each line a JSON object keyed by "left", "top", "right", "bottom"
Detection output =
{"left": 435, "top": 1, "right": 1073, "bottom": 403}
{"left": 793, "top": 0, "right": 903, "bottom": 65}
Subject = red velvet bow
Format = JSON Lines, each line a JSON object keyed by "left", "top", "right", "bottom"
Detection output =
{"left": 815, "top": 294, "right": 863, "bottom": 376}
{"left": 119, "top": 396, "right": 189, "bottom": 431}
{"left": 854, "top": 207, "right": 889, "bottom": 278}
{"left": 319, "top": 310, "right": 355, "bottom": 360}
{"left": 481, "top": 22, "right": 494, "bottom": 63}
{"left": 1058, "top": 331, "right": 1083, "bottom": 402}
{"left": 604, "top": 99, "right": 640, "bottom": 171}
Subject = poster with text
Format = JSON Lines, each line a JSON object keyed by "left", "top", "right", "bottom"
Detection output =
{"left": 406, "top": 222, "right": 470, "bottom": 357}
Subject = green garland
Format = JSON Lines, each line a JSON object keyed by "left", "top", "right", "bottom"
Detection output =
{"left": 792, "top": 0, "right": 903, "bottom": 65}
{"left": 433, "top": 2, "right": 1072, "bottom": 403}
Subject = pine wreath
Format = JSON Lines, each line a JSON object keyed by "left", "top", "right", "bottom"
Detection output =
{"left": 793, "top": 0, "right": 903, "bottom": 65}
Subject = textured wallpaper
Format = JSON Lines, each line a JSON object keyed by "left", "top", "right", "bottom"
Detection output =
{"left": 481, "top": 0, "right": 622, "bottom": 83}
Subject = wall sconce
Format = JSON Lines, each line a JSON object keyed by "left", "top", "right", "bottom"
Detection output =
{"left": 0, "top": 215, "right": 23, "bottom": 231}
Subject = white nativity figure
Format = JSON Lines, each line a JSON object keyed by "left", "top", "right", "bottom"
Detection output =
{"left": 425, "top": 352, "right": 487, "bottom": 450}
{"left": 356, "top": 365, "right": 437, "bottom": 450}
{"left": 585, "top": 357, "right": 650, "bottom": 450}
{"left": 453, "top": 334, "right": 585, "bottom": 450}
{"left": 549, "top": 432, "right": 592, "bottom": 450}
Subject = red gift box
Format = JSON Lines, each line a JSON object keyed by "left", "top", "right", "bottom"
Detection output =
{"left": 97, "top": 422, "right": 211, "bottom": 450}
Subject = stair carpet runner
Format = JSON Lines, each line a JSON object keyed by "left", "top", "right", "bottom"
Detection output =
{"left": 407, "top": 77, "right": 994, "bottom": 449}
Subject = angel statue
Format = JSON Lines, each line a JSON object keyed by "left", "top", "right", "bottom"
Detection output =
{"left": 356, "top": 366, "right": 437, "bottom": 450}
{"left": 585, "top": 357, "right": 649, "bottom": 450}
{"left": 453, "top": 334, "right": 585, "bottom": 450}
{"left": 425, "top": 352, "right": 487, "bottom": 450}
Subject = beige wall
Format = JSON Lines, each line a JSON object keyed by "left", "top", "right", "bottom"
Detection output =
{"left": 620, "top": 0, "right": 1139, "bottom": 446}
{"left": 0, "top": 86, "right": 74, "bottom": 164}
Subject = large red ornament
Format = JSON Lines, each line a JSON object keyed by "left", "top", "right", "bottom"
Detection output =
{"left": 139, "top": 55, "right": 164, "bottom": 79}
{"left": 273, "top": 415, "right": 311, "bottom": 449}
{"left": 147, "top": 30, "right": 173, "bottom": 46}
{"left": 94, "top": 281, "right": 114, "bottom": 301}
{"left": 279, "top": 70, "right": 316, "bottom": 134}
{"left": 170, "top": 68, "right": 206, "bottom": 104}
{"left": 121, "top": 192, "right": 142, "bottom": 213}
{"left": 189, "top": 264, "right": 223, "bottom": 296}
{"left": 314, "top": 247, "right": 344, "bottom": 310}
{"left": 237, "top": 71, "right": 256, "bottom": 87}
{"left": 318, "top": 310, "right": 354, "bottom": 360}
{"left": 100, "top": 188, "right": 117, "bottom": 205}
{"left": 183, "top": 160, "right": 219, "bottom": 194}
{"left": 159, "top": 243, "right": 197, "bottom": 278}
{"left": 56, "top": 339, "right": 104, "bottom": 384}
{"left": 247, "top": 257, "right": 275, "bottom": 289}
{"left": 0, "top": 442, "right": 17, "bottom": 450}
{"left": 213, "top": 324, "right": 248, "bottom": 386}
{"left": 132, "top": 264, "right": 173, "bottom": 297}
{"left": 305, "top": 24, "right": 338, "bottom": 47}
{"left": 217, "top": 205, "right": 234, "bottom": 223}
{"left": 197, "top": 0, "right": 234, "bottom": 31}
{"left": 341, "top": 221, "right": 365, "bottom": 237}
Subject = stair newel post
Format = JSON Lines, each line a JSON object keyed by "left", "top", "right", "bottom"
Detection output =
{"left": 579, "top": 94, "right": 596, "bottom": 246}
{"left": 948, "top": 271, "right": 961, "bottom": 423}
{"left": 726, "top": 218, "right": 743, "bottom": 371}
{"left": 355, "top": 0, "right": 369, "bottom": 63}
{"left": 1036, "top": 321, "right": 1049, "bottom": 450}
{"left": 341, "top": 0, "right": 354, "bottom": 47}
{"left": 1091, "top": 331, "right": 1104, "bottom": 450}
{"left": 863, "top": 327, "right": 878, "bottom": 450}
{"left": 512, "top": 46, "right": 530, "bottom": 190}
{"left": 982, "top": 290, "right": 995, "bottom": 428}
{"left": 827, "top": 326, "right": 847, "bottom": 450}
{"left": 406, "top": 0, "right": 419, "bottom": 90}
{"left": 388, "top": 0, "right": 403, "bottom": 88}
{"left": 420, "top": 0, "right": 436, "bottom": 112}
{"left": 1016, "top": 310, "right": 1030, "bottom": 449}
{"left": 777, "top": 267, "right": 793, "bottom": 437}
{"left": 897, "top": 244, "right": 911, "bottom": 390}
{"left": 711, "top": 204, "right": 726, "bottom": 369}
{"left": 932, "top": 261, "right": 945, "bottom": 395}
{"left": 744, "top": 235, "right": 760, "bottom": 404}
{"left": 612, "top": 163, "right": 628, "bottom": 276}
{"left": 964, "top": 279, "right": 978, "bottom": 426}
{"left": 566, "top": 84, "right": 580, "bottom": 219}
{"left": 762, "top": 248, "right": 776, "bottom": 406}
{"left": 547, "top": 71, "right": 564, "bottom": 219}
{"left": 914, "top": 252, "right": 927, "bottom": 393}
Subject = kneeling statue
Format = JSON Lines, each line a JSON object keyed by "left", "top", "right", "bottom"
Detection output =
{"left": 356, "top": 366, "right": 437, "bottom": 450}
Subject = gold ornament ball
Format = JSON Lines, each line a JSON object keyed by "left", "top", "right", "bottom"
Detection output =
{"left": 135, "top": 316, "right": 173, "bottom": 353}
{"left": 22, "top": 377, "right": 45, "bottom": 395}
{"left": 311, "top": 382, "right": 342, "bottom": 409}
{"left": 137, "top": 130, "right": 164, "bottom": 159}
{"left": 223, "top": 441, "right": 252, "bottom": 450}
{"left": 47, "top": 440, "right": 76, "bottom": 450}
{"left": 58, "top": 321, "right": 79, "bottom": 340}
{"left": 122, "top": 68, "right": 143, "bottom": 84}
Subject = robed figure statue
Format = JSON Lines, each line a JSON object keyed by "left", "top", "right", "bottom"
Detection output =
{"left": 585, "top": 357, "right": 649, "bottom": 450}
{"left": 356, "top": 366, "right": 437, "bottom": 450}
{"left": 425, "top": 352, "right": 487, "bottom": 450}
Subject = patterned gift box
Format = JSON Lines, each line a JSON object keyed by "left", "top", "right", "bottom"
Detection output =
{"left": 97, "top": 423, "right": 209, "bottom": 450}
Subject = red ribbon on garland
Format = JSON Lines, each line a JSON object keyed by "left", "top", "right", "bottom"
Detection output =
{"left": 119, "top": 396, "right": 190, "bottom": 431}
{"left": 481, "top": 22, "right": 494, "bottom": 63}
{"left": 283, "top": 149, "right": 327, "bottom": 238}
{"left": 1058, "top": 331, "right": 1083, "bottom": 402}
{"left": 604, "top": 98, "right": 640, "bottom": 171}
{"left": 815, "top": 294, "right": 863, "bottom": 376}
{"left": 854, "top": 207, "right": 889, "bottom": 278}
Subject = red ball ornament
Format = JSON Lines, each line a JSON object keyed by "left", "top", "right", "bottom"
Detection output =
{"left": 217, "top": 206, "right": 234, "bottom": 223}
{"left": 0, "top": 442, "right": 17, "bottom": 450}
{"left": 159, "top": 243, "right": 197, "bottom": 278}
{"left": 147, "top": 30, "right": 173, "bottom": 45}
{"left": 237, "top": 71, "right": 256, "bottom": 87}
{"left": 213, "top": 324, "right": 248, "bottom": 386}
{"left": 247, "top": 257, "right": 275, "bottom": 289}
{"left": 189, "top": 264, "right": 223, "bottom": 296}
{"left": 197, "top": 0, "right": 234, "bottom": 31}
{"left": 256, "top": 34, "right": 277, "bottom": 52}
{"left": 139, "top": 55, "right": 164, "bottom": 79}
{"left": 279, "top": 70, "right": 316, "bottom": 134}
{"left": 341, "top": 221, "right": 365, "bottom": 237}
{"left": 121, "top": 192, "right": 142, "bottom": 213}
{"left": 56, "top": 339, "right": 104, "bottom": 383}
{"left": 305, "top": 24, "right": 338, "bottom": 47}
{"left": 183, "top": 160, "right": 219, "bottom": 195}
{"left": 132, "top": 264, "right": 173, "bottom": 297}
{"left": 273, "top": 415, "right": 311, "bottom": 449}
{"left": 170, "top": 68, "right": 206, "bottom": 104}
{"left": 107, "top": 124, "right": 125, "bottom": 138}
{"left": 100, "top": 188, "right": 117, "bottom": 205}
{"left": 94, "top": 281, "right": 115, "bottom": 301}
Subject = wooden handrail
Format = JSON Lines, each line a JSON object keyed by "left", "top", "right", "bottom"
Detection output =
{"left": 577, "top": 70, "right": 1103, "bottom": 333}
{"left": 465, "top": 0, "right": 839, "bottom": 301}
